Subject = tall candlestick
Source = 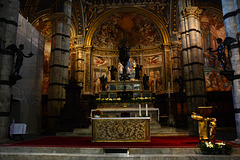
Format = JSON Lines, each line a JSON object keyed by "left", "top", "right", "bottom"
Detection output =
{"left": 147, "top": 64, "right": 149, "bottom": 76}
{"left": 154, "top": 79, "right": 156, "bottom": 93}
{"left": 146, "top": 104, "right": 148, "bottom": 117}
{"left": 168, "top": 82, "right": 170, "bottom": 98}
{"left": 139, "top": 104, "right": 141, "bottom": 116}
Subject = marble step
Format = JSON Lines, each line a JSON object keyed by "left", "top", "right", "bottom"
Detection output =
{"left": 0, "top": 147, "right": 240, "bottom": 160}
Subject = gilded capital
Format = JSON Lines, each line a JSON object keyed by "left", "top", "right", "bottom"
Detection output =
{"left": 182, "top": 7, "right": 202, "bottom": 19}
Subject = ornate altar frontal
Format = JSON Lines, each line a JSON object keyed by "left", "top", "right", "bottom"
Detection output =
{"left": 92, "top": 117, "right": 150, "bottom": 142}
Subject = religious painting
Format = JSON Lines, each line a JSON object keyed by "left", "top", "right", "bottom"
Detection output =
{"left": 144, "top": 54, "right": 163, "bottom": 65}
{"left": 94, "top": 56, "right": 109, "bottom": 66}
{"left": 92, "top": 12, "right": 163, "bottom": 49}
{"left": 147, "top": 67, "right": 164, "bottom": 95}
{"left": 200, "top": 8, "right": 232, "bottom": 92}
{"left": 118, "top": 58, "right": 136, "bottom": 81}
{"left": 205, "top": 70, "right": 231, "bottom": 92}
{"left": 35, "top": 18, "right": 52, "bottom": 95}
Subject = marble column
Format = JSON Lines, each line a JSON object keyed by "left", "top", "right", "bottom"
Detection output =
{"left": 48, "top": 0, "right": 72, "bottom": 128}
{"left": 0, "top": 0, "right": 20, "bottom": 140}
{"left": 221, "top": 0, "right": 240, "bottom": 139}
{"left": 179, "top": 1, "right": 207, "bottom": 130}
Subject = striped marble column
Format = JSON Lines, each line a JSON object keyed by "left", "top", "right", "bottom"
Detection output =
{"left": 48, "top": 0, "right": 72, "bottom": 128}
{"left": 179, "top": 2, "right": 207, "bottom": 130}
{"left": 221, "top": 0, "right": 240, "bottom": 139}
{"left": 0, "top": 0, "right": 20, "bottom": 140}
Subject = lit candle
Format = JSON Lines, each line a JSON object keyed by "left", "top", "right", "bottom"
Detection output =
{"left": 139, "top": 104, "right": 141, "bottom": 116}
{"left": 146, "top": 104, "right": 148, "bottom": 117}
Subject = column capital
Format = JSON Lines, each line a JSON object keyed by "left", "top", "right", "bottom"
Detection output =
{"left": 171, "top": 42, "right": 181, "bottom": 49}
{"left": 50, "top": 13, "right": 68, "bottom": 24}
{"left": 84, "top": 46, "right": 92, "bottom": 52}
{"left": 182, "top": 7, "right": 202, "bottom": 19}
{"left": 163, "top": 43, "right": 171, "bottom": 50}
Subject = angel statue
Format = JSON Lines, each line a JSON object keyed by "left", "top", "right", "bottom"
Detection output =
{"left": 208, "top": 38, "right": 227, "bottom": 70}
{"left": 7, "top": 44, "right": 34, "bottom": 76}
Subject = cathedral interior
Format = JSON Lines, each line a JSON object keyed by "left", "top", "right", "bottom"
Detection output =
{"left": 0, "top": 0, "right": 240, "bottom": 143}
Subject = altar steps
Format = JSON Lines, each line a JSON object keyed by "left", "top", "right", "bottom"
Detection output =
{"left": 0, "top": 146, "right": 240, "bottom": 160}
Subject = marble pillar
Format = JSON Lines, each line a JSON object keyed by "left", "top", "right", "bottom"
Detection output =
{"left": 0, "top": 0, "right": 20, "bottom": 140}
{"left": 48, "top": 0, "right": 72, "bottom": 128}
{"left": 221, "top": 0, "right": 240, "bottom": 139}
{"left": 179, "top": 2, "right": 207, "bottom": 130}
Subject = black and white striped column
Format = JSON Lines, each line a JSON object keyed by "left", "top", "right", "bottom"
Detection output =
{"left": 221, "top": 0, "right": 240, "bottom": 139}
{"left": 179, "top": 1, "right": 207, "bottom": 130}
{"left": 48, "top": 0, "right": 72, "bottom": 128}
{"left": 0, "top": 0, "right": 20, "bottom": 140}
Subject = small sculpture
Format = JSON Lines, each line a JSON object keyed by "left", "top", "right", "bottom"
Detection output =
{"left": 108, "top": 65, "right": 117, "bottom": 81}
{"left": 191, "top": 108, "right": 217, "bottom": 142}
{"left": 7, "top": 44, "right": 34, "bottom": 75}
{"left": 143, "top": 74, "right": 149, "bottom": 90}
{"left": 134, "top": 64, "right": 142, "bottom": 80}
{"left": 208, "top": 38, "right": 227, "bottom": 70}
{"left": 100, "top": 75, "right": 107, "bottom": 91}
{"left": 6, "top": 44, "right": 34, "bottom": 85}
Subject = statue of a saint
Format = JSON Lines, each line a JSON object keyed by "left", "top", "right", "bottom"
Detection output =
{"left": 208, "top": 38, "right": 227, "bottom": 70}
{"left": 100, "top": 75, "right": 107, "bottom": 91}
{"left": 108, "top": 65, "right": 117, "bottom": 81}
{"left": 134, "top": 64, "right": 142, "bottom": 80}
{"left": 143, "top": 74, "right": 149, "bottom": 90}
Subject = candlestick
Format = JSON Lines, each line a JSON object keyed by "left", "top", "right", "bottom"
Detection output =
{"left": 146, "top": 104, "right": 148, "bottom": 117}
{"left": 147, "top": 64, "right": 149, "bottom": 76}
{"left": 154, "top": 79, "right": 156, "bottom": 93}
{"left": 168, "top": 82, "right": 170, "bottom": 98}
{"left": 139, "top": 104, "right": 141, "bottom": 116}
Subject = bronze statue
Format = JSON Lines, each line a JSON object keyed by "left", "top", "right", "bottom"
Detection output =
{"left": 134, "top": 64, "right": 142, "bottom": 80}
{"left": 143, "top": 74, "right": 149, "bottom": 90}
{"left": 100, "top": 75, "right": 107, "bottom": 91}
{"left": 7, "top": 44, "right": 34, "bottom": 75}
{"left": 118, "top": 33, "right": 130, "bottom": 75}
{"left": 208, "top": 38, "right": 226, "bottom": 70}
{"left": 108, "top": 65, "right": 117, "bottom": 81}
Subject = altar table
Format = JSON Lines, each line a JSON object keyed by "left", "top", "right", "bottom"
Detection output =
{"left": 92, "top": 117, "right": 150, "bottom": 142}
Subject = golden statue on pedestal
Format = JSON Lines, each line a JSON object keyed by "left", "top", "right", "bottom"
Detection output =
{"left": 191, "top": 106, "right": 217, "bottom": 142}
